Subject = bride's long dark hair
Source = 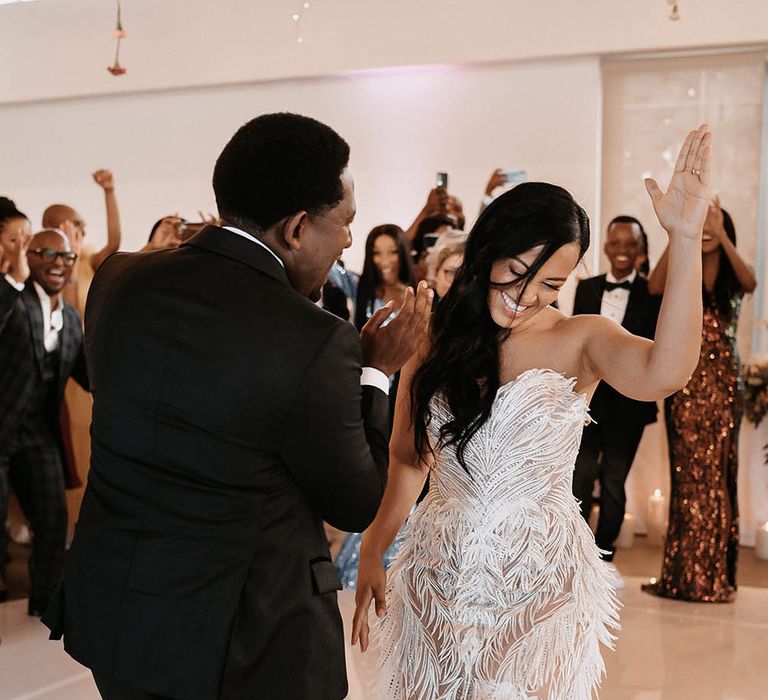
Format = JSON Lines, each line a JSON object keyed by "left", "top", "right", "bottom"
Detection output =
{"left": 411, "top": 182, "right": 590, "bottom": 472}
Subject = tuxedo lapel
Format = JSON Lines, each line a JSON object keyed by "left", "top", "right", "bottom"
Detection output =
{"left": 57, "top": 311, "right": 78, "bottom": 394}
{"left": 586, "top": 275, "right": 606, "bottom": 315}
{"left": 21, "top": 285, "right": 46, "bottom": 375}
{"left": 622, "top": 276, "right": 644, "bottom": 332}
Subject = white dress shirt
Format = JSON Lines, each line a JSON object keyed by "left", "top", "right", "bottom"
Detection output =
{"left": 5, "top": 273, "right": 25, "bottom": 292}
{"left": 222, "top": 226, "right": 390, "bottom": 395}
{"left": 33, "top": 282, "right": 64, "bottom": 352}
{"left": 599, "top": 270, "right": 636, "bottom": 326}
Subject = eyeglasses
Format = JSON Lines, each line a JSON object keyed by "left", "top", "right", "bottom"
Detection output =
{"left": 29, "top": 248, "right": 78, "bottom": 266}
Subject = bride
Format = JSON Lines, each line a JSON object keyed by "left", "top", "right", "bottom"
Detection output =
{"left": 351, "top": 125, "right": 712, "bottom": 699}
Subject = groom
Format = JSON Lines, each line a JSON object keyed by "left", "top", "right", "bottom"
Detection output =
{"left": 43, "top": 113, "right": 432, "bottom": 700}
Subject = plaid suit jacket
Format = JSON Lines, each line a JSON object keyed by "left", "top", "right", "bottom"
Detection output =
{"left": 0, "top": 276, "right": 89, "bottom": 485}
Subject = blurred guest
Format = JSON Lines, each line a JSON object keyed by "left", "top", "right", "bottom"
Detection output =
{"left": 42, "top": 169, "right": 122, "bottom": 313}
{"left": 142, "top": 215, "right": 184, "bottom": 251}
{"left": 354, "top": 224, "right": 416, "bottom": 331}
{"left": 571, "top": 216, "right": 661, "bottom": 585}
{"left": 338, "top": 225, "right": 416, "bottom": 588}
{"left": 425, "top": 229, "right": 467, "bottom": 300}
{"left": 322, "top": 260, "right": 359, "bottom": 321}
{"left": 43, "top": 172, "right": 118, "bottom": 512}
{"left": 645, "top": 198, "right": 756, "bottom": 602}
{"left": 0, "top": 228, "right": 88, "bottom": 615}
{"left": 405, "top": 186, "right": 464, "bottom": 240}
{"left": 0, "top": 197, "right": 32, "bottom": 265}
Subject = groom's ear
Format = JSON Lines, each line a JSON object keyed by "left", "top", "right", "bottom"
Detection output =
{"left": 281, "top": 211, "right": 309, "bottom": 252}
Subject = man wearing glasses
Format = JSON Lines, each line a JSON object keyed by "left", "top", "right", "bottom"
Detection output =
{"left": 0, "top": 227, "right": 88, "bottom": 616}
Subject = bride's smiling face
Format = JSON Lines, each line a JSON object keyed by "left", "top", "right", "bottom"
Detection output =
{"left": 487, "top": 242, "right": 580, "bottom": 329}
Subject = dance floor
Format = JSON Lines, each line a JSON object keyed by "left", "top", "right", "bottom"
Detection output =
{"left": 1, "top": 577, "right": 766, "bottom": 700}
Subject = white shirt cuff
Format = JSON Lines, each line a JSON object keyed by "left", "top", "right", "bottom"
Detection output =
{"left": 361, "top": 367, "right": 390, "bottom": 396}
{"left": 4, "top": 274, "right": 25, "bottom": 292}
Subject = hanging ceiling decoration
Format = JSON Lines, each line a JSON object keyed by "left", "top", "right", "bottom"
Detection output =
{"left": 666, "top": 0, "right": 681, "bottom": 21}
{"left": 108, "top": 0, "right": 127, "bottom": 76}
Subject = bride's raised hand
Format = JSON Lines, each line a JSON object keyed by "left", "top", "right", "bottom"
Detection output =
{"left": 351, "top": 553, "right": 387, "bottom": 652}
{"left": 644, "top": 124, "right": 712, "bottom": 241}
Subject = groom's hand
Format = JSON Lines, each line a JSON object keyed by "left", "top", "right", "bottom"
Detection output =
{"left": 360, "top": 281, "right": 433, "bottom": 377}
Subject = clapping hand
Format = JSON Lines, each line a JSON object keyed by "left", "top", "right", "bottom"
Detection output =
{"left": 644, "top": 124, "right": 712, "bottom": 240}
{"left": 0, "top": 228, "right": 32, "bottom": 284}
{"left": 360, "top": 281, "right": 433, "bottom": 377}
{"left": 92, "top": 169, "right": 115, "bottom": 192}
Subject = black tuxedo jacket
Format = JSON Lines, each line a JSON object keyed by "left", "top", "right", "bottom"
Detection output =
{"left": 572, "top": 274, "right": 661, "bottom": 427}
{"left": 0, "top": 277, "right": 88, "bottom": 475}
{"left": 44, "top": 226, "right": 390, "bottom": 700}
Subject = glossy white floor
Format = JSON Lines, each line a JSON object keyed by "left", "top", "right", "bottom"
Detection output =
{"left": 1, "top": 578, "right": 766, "bottom": 699}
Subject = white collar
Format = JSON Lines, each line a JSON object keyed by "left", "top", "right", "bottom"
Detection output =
{"left": 32, "top": 281, "right": 63, "bottom": 314}
{"left": 223, "top": 226, "right": 285, "bottom": 269}
{"left": 606, "top": 269, "right": 637, "bottom": 286}
{"left": 32, "top": 281, "right": 64, "bottom": 334}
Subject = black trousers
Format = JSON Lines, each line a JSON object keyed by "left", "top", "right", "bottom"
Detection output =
{"left": 93, "top": 671, "right": 176, "bottom": 700}
{"left": 0, "top": 440, "right": 67, "bottom": 607}
{"left": 572, "top": 418, "right": 646, "bottom": 561}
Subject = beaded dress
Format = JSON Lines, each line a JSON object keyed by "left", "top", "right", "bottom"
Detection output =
{"left": 653, "top": 294, "right": 743, "bottom": 602}
{"left": 368, "top": 369, "right": 620, "bottom": 700}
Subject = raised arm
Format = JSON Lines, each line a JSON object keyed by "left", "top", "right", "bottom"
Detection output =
{"left": 351, "top": 347, "right": 430, "bottom": 651}
{"left": 582, "top": 125, "right": 711, "bottom": 401}
{"left": 89, "top": 170, "right": 122, "bottom": 270}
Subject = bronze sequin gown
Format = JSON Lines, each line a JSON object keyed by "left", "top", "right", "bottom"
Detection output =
{"left": 653, "top": 293, "right": 743, "bottom": 602}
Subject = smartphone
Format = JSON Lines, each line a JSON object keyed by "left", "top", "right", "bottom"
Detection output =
{"left": 501, "top": 169, "right": 527, "bottom": 185}
{"left": 435, "top": 172, "right": 448, "bottom": 190}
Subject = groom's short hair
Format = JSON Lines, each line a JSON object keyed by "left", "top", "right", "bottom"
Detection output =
{"left": 213, "top": 112, "right": 350, "bottom": 233}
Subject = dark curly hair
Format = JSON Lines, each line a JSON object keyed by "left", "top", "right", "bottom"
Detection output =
{"left": 411, "top": 182, "right": 590, "bottom": 472}
{"left": 212, "top": 112, "right": 350, "bottom": 232}
{"left": 0, "top": 196, "right": 27, "bottom": 233}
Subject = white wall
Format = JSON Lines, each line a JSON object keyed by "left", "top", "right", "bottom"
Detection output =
{"left": 0, "top": 57, "right": 602, "bottom": 290}
{"left": 1, "top": 0, "right": 768, "bottom": 104}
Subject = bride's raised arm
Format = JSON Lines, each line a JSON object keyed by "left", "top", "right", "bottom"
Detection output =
{"left": 580, "top": 124, "right": 711, "bottom": 400}
{"left": 351, "top": 348, "right": 431, "bottom": 652}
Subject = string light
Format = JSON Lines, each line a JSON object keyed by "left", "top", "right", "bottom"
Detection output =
{"left": 292, "top": 1, "right": 314, "bottom": 45}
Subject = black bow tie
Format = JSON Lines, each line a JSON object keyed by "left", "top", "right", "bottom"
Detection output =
{"left": 604, "top": 280, "right": 632, "bottom": 292}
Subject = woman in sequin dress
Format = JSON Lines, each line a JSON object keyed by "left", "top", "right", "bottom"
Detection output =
{"left": 646, "top": 198, "right": 757, "bottom": 602}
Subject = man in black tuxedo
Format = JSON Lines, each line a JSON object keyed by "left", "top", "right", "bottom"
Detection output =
{"left": 43, "top": 113, "right": 432, "bottom": 700}
{"left": 0, "top": 228, "right": 88, "bottom": 614}
{"left": 571, "top": 216, "right": 661, "bottom": 573}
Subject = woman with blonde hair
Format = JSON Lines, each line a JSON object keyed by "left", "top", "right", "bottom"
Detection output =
{"left": 425, "top": 229, "right": 467, "bottom": 300}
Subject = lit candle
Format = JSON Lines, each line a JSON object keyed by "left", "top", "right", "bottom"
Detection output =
{"left": 616, "top": 513, "right": 635, "bottom": 549}
{"left": 647, "top": 489, "right": 666, "bottom": 546}
{"left": 756, "top": 523, "right": 768, "bottom": 561}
